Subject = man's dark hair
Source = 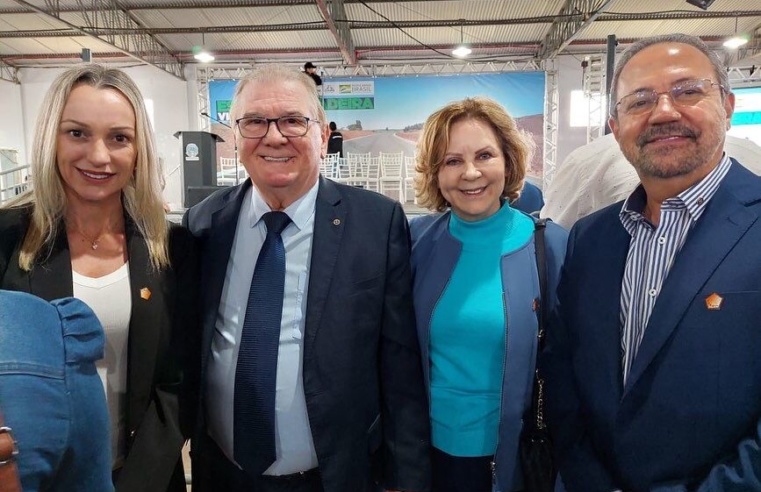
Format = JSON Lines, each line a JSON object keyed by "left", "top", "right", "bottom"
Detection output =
{"left": 329, "top": 121, "right": 337, "bottom": 131}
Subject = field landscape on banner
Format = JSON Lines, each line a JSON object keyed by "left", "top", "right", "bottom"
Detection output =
{"left": 321, "top": 72, "right": 546, "bottom": 179}
{"left": 207, "top": 71, "right": 546, "bottom": 182}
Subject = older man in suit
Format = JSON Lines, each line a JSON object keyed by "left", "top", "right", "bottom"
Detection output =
{"left": 184, "top": 64, "right": 430, "bottom": 492}
{"left": 544, "top": 33, "right": 761, "bottom": 491}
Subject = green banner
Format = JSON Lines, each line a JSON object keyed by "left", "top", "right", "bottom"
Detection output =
{"left": 323, "top": 97, "right": 375, "bottom": 111}
{"left": 215, "top": 100, "right": 232, "bottom": 122}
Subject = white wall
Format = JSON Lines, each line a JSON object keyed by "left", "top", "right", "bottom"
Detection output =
{"left": 125, "top": 65, "right": 190, "bottom": 209}
{"left": 0, "top": 79, "right": 26, "bottom": 168}
{"left": 554, "top": 55, "right": 592, "bottom": 166}
{"left": 4, "top": 64, "right": 190, "bottom": 208}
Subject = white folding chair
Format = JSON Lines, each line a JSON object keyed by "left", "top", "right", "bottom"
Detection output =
{"left": 379, "top": 152, "right": 404, "bottom": 201}
{"left": 321, "top": 153, "right": 340, "bottom": 179}
{"left": 344, "top": 152, "right": 371, "bottom": 188}
{"left": 218, "top": 157, "right": 239, "bottom": 186}
{"left": 404, "top": 155, "right": 418, "bottom": 203}
{"left": 365, "top": 155, "right": 380, "bottom": 192}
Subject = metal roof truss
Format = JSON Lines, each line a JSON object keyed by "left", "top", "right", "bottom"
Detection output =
{"left": 12, "top": 0, "right": 185, "bottom": 79}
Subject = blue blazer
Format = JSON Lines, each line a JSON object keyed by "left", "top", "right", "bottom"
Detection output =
{"left": 410, "top": 210, "right": 567, "bottom": 491}
{"left": 544, "top": 159, "right": 761, "bottom": 491}
{"left": 183, "top": 177, "right": 431, "bottom": 492}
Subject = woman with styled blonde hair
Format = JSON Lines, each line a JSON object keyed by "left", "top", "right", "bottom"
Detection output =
{"left": 409, "top": 97, "right": 567, "bottom": 491}
{"left": 0, "top": 64, "right": 198, "bottom": 492}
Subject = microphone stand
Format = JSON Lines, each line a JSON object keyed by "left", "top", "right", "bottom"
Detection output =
{"left": 318, "top": 68, "right": 325, "bottom": 110}
{"left": 200, "top": 112, "right": 240, "bottom": 185}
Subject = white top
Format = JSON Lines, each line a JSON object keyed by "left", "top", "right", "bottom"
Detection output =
{"left": 206, "top": 180, "right": 319, "bottom": 475}
{"left": 73, "top": 262, "right": 131, "bottom": 469}
{"left": 541, "top": 134, "right": 761, "bottom": 230}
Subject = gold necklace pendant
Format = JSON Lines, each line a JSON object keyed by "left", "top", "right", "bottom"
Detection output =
{"left": 73, "top": 227, "right": 103, "bottom": 251}
{"left": 66, "top": 215, "right": 118, "bottom": 252}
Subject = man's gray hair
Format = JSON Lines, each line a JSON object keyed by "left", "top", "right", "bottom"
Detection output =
{"left": 609, "top": 33, "right": 730, "bottom": 119}
{"left": 230, "top": 64, "right": 326, "bottom": 124}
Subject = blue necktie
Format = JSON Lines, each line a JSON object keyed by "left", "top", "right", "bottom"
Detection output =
{"left": 233, "top": 211, "right": 291, "bottom": 476}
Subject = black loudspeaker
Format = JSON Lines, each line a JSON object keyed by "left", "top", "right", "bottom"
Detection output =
{"left": 185, "top": 186, "right": 227, "bottom": 208}
{"left": 685, "top": 0, "right": 715, "bottom": 9}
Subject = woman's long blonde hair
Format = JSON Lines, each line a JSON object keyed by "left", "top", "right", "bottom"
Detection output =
{"left": 7, "top": 64, "right": 168, "bottom": 271}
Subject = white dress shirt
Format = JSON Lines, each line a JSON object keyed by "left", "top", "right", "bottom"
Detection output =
{"left": 617, "top": 156, "right": 730, "bottom": 383}
{"left": 206, "top": 180, "right": 319, "bottom": 475}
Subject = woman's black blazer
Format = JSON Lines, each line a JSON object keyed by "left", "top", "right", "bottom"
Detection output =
{"left": 0, "top": 207, "right": 200, "bottom": 492}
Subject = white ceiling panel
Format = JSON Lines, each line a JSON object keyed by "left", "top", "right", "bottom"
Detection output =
{"left": 0, "top": 13, "right": 70, "bottom": 30}
{"left": 0, "top": 0, "right": 758, "bottom": 69}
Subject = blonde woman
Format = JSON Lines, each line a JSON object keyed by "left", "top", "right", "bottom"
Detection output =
{"left": 0, "top": 64, "right": 199, "bottom": 492}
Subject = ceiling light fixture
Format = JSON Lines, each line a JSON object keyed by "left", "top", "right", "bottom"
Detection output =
{"left": 193, "top": 33, "right": 215, "bottom": 63}
{"left": 724, "top": 35, "right": 749, "bottom": 49}
{"left": 452, "top": 21, "right": 472, "bottom": 58}
{"left": 724, "top": 18, "right": 749, "bottom": 49}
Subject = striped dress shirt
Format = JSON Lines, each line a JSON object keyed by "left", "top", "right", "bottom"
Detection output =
{"left": 618, "top": 155, "right": 732, "bottom": 383}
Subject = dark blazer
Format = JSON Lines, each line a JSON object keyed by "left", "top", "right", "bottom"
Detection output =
{"left": 543, "top": 159, "right": 761, "bottom": 492}
{"left": 0, "top": 206, "right": 199, "bottom": 492}
{"left": 512, "top": 181, "right": 544, "bottom": 215}
{"left": 184, "top": 176, "right": 431, "bottom": 492}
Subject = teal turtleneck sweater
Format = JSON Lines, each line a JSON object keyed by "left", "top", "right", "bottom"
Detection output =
{"left": 429, "top": 202, "right": 533, "bottom": 457}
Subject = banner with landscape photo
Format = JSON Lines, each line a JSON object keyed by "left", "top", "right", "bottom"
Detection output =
{"left": 208, "top": 71, "right": 546, "bottom": 181}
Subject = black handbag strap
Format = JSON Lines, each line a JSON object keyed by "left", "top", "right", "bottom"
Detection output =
{"left": 534, "top": 218, "right": 548, "bottom": 349}
{"left": 530, "top": 218, "right": 549, "bottom": 432}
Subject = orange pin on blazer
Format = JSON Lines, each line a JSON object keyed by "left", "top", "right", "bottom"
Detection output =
{"left": 140, "top": 287, "right": 152, "bottom": 300}
{"left": 705, "top": 292, "right": 723, "bottom": 310}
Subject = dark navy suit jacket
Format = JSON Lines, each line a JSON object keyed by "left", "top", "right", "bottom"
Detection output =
{"left": 512, "top": 181, "right": 544, "bottom": 215}
{"left": 184, "top": 176, "right": 431, "bottom": 492}
{"left": 544, "top": 159, "right": 761, "bottom": 492}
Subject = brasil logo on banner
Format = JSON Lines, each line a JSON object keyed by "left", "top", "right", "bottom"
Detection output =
{"left": 322, "top": 80, "right": 375, "bottom": 111}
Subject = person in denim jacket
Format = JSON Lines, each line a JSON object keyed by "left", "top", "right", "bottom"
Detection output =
{"left": 0, "top": 289, "right": 112, "bottom": 491}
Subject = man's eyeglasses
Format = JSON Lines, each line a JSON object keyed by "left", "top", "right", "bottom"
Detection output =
{"left": 612, "top": 78, "right": 725, "bottom": 117}
{"left": 235, "top": 116, "right": 317, "bottom": 139}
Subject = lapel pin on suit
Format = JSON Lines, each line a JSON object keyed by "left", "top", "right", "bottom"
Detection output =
{"left": 333, "top": 218, "right": 341, "bottom": 226}
{"left": 140, "top": 287, "right": 152, "bottom": 301}
{"left": 705, "top": 292, "right": 723, "bottom": 310}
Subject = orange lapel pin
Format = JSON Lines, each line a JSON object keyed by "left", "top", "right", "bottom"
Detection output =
{"left": 705, "top": 292, "right": 723, "bottom": 310}
{"left": 140, "top": 287, "right": 152, "bottom": 301}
